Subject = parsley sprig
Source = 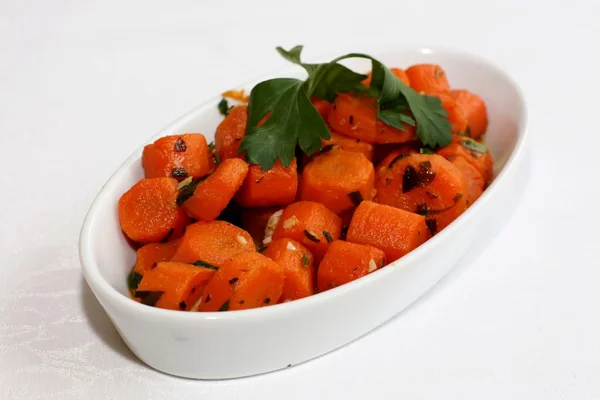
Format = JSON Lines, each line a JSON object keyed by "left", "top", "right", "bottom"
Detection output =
{"left": 239, "top": 45, "right": 452, "bottom": 170}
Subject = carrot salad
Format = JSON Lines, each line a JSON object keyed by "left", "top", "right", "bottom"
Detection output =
{"left": 119, "top": 46, "right": 492, "bottom": 312}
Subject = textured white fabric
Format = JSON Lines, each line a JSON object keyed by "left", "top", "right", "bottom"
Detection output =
{"left": 1, "top": 0, "right": 600, "bottom": 398}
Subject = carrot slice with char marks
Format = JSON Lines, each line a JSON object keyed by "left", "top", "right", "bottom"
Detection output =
{"left": 405, "top": 64, "right": 451, "bottom": 94}
{"left": 374, "top": 153, "right": 468, "bottom": 233}
{"left": 235, "top": 159, "right": 298, "bottom": 208}
{"left": 272, "top": 201, "right": 342, "bottom": 262}
{"left": 183, "top": 158, "right": 249, "bottom": 221}
{"left": 199, "top": 252, "right": 284, "bottom": 311}
{"left": 142, "top": 134, "right": 212, "bottom": 180}
{"left": 136, "top": 262, "right": 215, "bottom": 311}
{"left": 214, "top": 105, "right": 247, "bottom": 161}
{"left": 347, "top": 201, "right": 429, "bottom": 262}
{"left": 133, "top": 239, "right": 180, "bottom": 276}
{"left": 317, "top": 240, "right": 386, "bottom": 292}
{"left": 436, "top": 136, "right": 493, "bottom": 184}
{"left": 118, "top": 177, "right": 190, "bottom": 244}
{"left": 327, "top": 94, "right": 417, "bottom": 144}
{"left": 170, "top": 220, "right": 255, "bottom": 266}
{"left": 451, "top": 90, "right": 488, "bottom": 139}
{"left": 263, "top": 238, "right": 315, "bottom": 302}
{"left": 299, "top": 148, "right": 375, "bottom": 214}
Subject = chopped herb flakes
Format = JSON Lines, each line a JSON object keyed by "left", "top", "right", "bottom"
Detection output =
{"left": 192, "top": 260, "right": 219, "bottom": 270}
{"left": 459, "top": 138, "right": 487, "bottom": 153}
{"left": 161, "top": 228, "right": 174, "bottom": 243}
{"left": 229, "top": 277, "right": 239, "bottom": 285}
{"left": 218, "top": 299, "right": 230, "bottom": 311}
{"left": 419, "top": 147, "right": 434, "bottom": 154}
{"left": 388, "top": 153, "right": 410, "bottom": 169}
{"left": 127, "top": 269, "right": 143, "bottom": 290}
{"left": 323, "top": 230, "right": 333, "bottom": 243}
{"left": 302, "top": 253, "right": 310, "bottom": 266}
{"left": 320, "top": 144, "right": 335, "bottom": 154}
{"left": 347, "top": 190, "right": 363, "bottom": 206}
{"left": 213, "top": 153, "right": 222, "bottom": 165}
{"left": 174, "top": 137, "right": 187, "bottom": 152}
{"left": 218, "top": 98, "right": 230, "bottom": 116}
{"left": 176, "top": 174, "right": 210, "bottom": 206}
{"left": 135, "top": 291, "right": 164, "bottom": 307}
{"left": 402, "top": 165, "right": 418, "bottom": 192}
{"left": 255, "top": 176, "right": 264, "bottom": 184}
{"left": 179, "top": 301, "right": 186, "bottom": 310}
{"left": 171, "top": 167, "right": 188, "bottom": 178}
{"left": 208, "top": 141, "right": 216, "bottom": 152}
{"left": 426, "top": 219, "right": 438, "bottom": 235}
{"left": 264, "top": 298, "right": 271, "bottom": 304}
{"left": 303, "top": 230, "right": 320, "bottom": 243}
{"left": 258, "top": 245, "right": 267, "bottom": 253}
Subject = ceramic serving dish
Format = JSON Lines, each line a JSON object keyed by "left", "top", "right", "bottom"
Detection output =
{"left": 79, "top": 46, "right": 529, "bottom": 379}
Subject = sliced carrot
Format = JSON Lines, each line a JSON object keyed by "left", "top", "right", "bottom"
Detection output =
{"left": 214, "top": 105, "right": 247, "bottom": 161}
{"left": 299, "top": 148, "right": 375, "bottom": 214}
{"left": 199, "top": 252, "right": 284, "bottom": 311}
{"left": 263, "top": 238, "right": 315, "bottom": 302}
{"left": 405, "top": 64, "right": 451, "bottom": 94}
{"left": 133, "top": 239, "right": 180, "bottom": 276}
{"left": 170, "top": 220, "right": 255, "bottom": 266}
{"left": 436, "top": 93, "right": 468, "bottom": 135}
{"left": 450, "top": 156, "right": 485, "bottom": 207}
{"left": 272, "top": 201, "right": 342, "bottom": 262}
{"left": 347, "top": 201, "right": 429, "bottom": 262}
{"left": 327, "top": 94, "right": 417, "bottom": 144}
{"left": 241, "top": 207, "right": 283, "bottom": 248}
{"left": 436, "top": 136, "right": 493, "bottom": 183}
{"left": 451, "top": 90, "right": 488, "bottom": 139}
{"left": 374, "top": 153, "right": 468, "bottom": 233}
{"left": 311, "top": 97, "right": 332, "bottom": 120}
{"left": 362, "top": 68, "right": 411, "bottom": 87}
{"left": 182, "top": 158, "right": 249, "bottom": 221}
{"left": 234, "top": 159, "right": 298, "bottom": 208}
{"left": 317, "top": 240, "right": 386, "bottom": 292}
{"left": 136, "top": 262, "right": 215, "bottom": 311}
{"left": 142, "top": 134, "right": 213, "bottom": 180}
{"left": 118, "top": 177, "right": 190, "bottom": 243}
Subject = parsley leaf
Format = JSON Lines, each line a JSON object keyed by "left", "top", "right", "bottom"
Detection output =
{"left": 218, "top": 98, "right": 230, "bottom": 116}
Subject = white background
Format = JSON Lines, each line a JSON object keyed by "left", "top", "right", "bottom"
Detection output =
{"left": 1, "top": 0, "right": 599, "bottom": 398}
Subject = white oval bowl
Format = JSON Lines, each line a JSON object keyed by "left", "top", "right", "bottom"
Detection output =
{"left": 79, "top": 47, "right": 529, "bottom": 379}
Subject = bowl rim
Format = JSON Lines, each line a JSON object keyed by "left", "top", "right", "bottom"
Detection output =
{"left": 79, "top": 45, "right": 530, "bottom": 322}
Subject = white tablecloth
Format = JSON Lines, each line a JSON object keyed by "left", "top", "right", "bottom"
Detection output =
{"left": 2, "top": 0, "right": 599, "bottom": 398}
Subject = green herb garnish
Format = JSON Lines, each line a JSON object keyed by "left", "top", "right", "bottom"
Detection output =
{"left": 240, "top": 45, "right": 452, "bottom": 171}
{"left": 208, "top": 141, "right": 216, "bottom": 152}
{"left": 419, "top": 147, "right": 434, "bottom": 155}
{"left": 218, "top": 98, "right": 230, "bottom": 116}
{"left": 302, "top": 253, "right": 310, "bottom": 266}
{"left": 347, "top": 190, "right": 364, "bottom": 206}
{"left": 218, "top": 299, "right": 230, "bottom": 312}
{"left": 192, "top": 260, "right": 219, "bottom": 270}
{"left": 459, "top": 138, "right": 487, "bottom": 153}
{"left": 176, "top": 174, "right": 210, "bottom": 206}
{"left": 127, "top": 269, "right": 143, "bottom": 290}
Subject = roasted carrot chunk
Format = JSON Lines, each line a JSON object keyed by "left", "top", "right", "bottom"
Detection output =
{"left": 405, "top": 64, "right": 451, "bottom": 94}
{"left": 347, "top": 201, "right": 429, "bottom": 262}
{"left": 118, "top": 177, "right": 190, "bottom": 243}
{"left": 182, "top": 158, "right": 249, "bottom": 221}
{"left": 362, "top": 68, "right": 411, "bottom": 87}
{"left": 327, "top": 94, "right": 417, "bottom": 144}
{"left": 214, "top": 105, "right": 247, "bottom": 161}
{"left": 436, "top": 93, "right": 468, "bottom": 135}
{"left": 450, "top": 156, "right": 485, "bottom": 207}
{"left": 199, "top": 252, "right": 284, "bottom": 311}
{"left": 299, "top": 148, "right": 375, "bottom": 214}
{"left": 272, "top": 201, "right": 342, "bottom": 262}
{"left": 136, "top": 262, "right": 215, "bottom": 311}
{"left": 234, "top": 159, "right": 298, "bottom": 208}
{"left": 241, "top": 207, "right": 283, "bottom": 247}
{"left": 317, "top": 240, "right": 386, "bottom": 292}
{"left": 170, "top": 220, "right": 255, "bottom": 266}
{"left": 263, "top": 238, "right": 315, "bottom": 302}
{"left": 142, "top": 134, "right": 212, "bottom": 180}
{"left": 311, "top": 97, "right": 332, "bottom": 120}
{"left": 436, "top": 136, "right": 493, "bottom": 183}
{"left": 374, "top": 153, "right": 468, "bottom": 233}
{"left": 133, "top": 239, "right": 180, "bottom": 276}
{"left": 451, "top": 90, "right": 488, "bottom": 139}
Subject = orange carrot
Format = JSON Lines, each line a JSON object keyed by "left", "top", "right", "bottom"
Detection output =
{"left": 214, "top": 105, "right": 247, "bottom": 161}
{"left": 311, "top": 97, "right": 332, "bottom": 120}
{"left": 362, "top": 68, "right": 411, "bottom": 87}
{"left": 450, "top": 156, "right": 485, "bottom": 207}
{"left": 327, "top": 94, "right": 417, "bottom": 144}
{"left": 436, "top": 93, "right": 468, "bottom": 135}
{"left": 347, "top": 201, "right": 429, "bottom": 262}
{"left": 199, "top": 252, "right": 284, "bottom": 311}
{"left": 133, "top": 239, "right": 180, "bottom": 276}
{"left": 299, "top": 148, "right": 375, "bottom": 214}
{"left": 118, "top": 177, "right": 190, "bottom": 243}
{"left": 182, "top": 158, "right": 249, "bottom": 221}
{"left": 263, "top": 238, "right": 315, "bottom": 302}
{"left": 451, "top": 89, "right": 488, "bottom": 139}
{"left": 142, "top": 134, "right": 213, "bottom": 180}
{"left": 234, "top": 159, "right": 298, "bottom": 208}
{"left": 436, "top": 136, "right": 493, "bottom": 183}
{"left": 272, "top": 201, "right": 342, "bottom": 262}
{"left": 405, "top": 64, "right": 451, "bottom": 94}
{"left": 241, "top": 207, "right": 283, "bottom": 247}
{"left": 317, "top": 240, "right": 386, "bottom": 292}
{"left": 135, "top": 262, "right": 215, "bottom": 311}
{"left": 170, "top": 220, "right": 255, "bottom": 266}
{"left": 374, "top": 153, "right": 469, "bottom": 233}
